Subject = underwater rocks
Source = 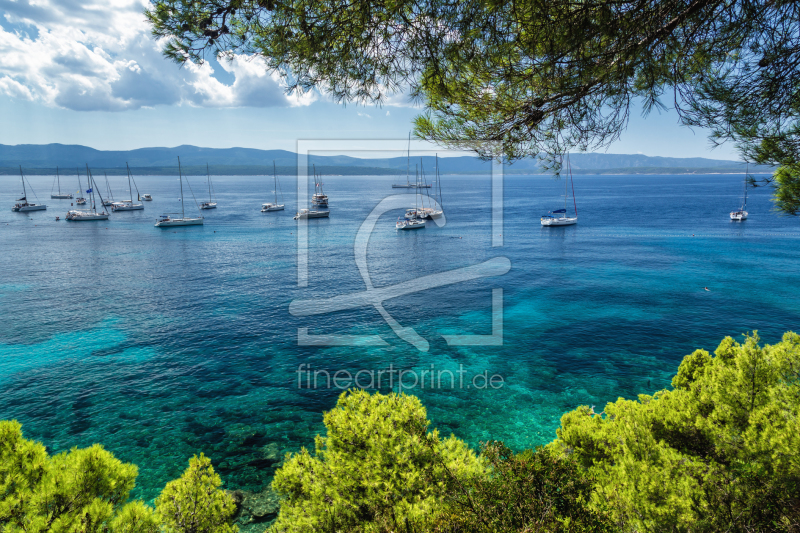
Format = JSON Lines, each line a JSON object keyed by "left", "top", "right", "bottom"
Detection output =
{"left": 229, "top": 486, "right": 281, "bottom": 532}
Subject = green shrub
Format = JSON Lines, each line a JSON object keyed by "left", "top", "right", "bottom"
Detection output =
{"left": 270, "top": 389, "right": 483, "bottom": 533}
{"left": 430, "top": 442, "right": 613, "bottom": 533}
{"left": 553, "top": 332, "right": 800, "bottom": 532}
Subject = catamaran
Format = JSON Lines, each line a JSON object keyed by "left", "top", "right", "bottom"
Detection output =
{"left": 112, "top": 163, "right": 144, "bottom": 211}
{"left": 12, "top": 167, "right": 47, "bottom": 212}
{"left": 392, "top": 133, "right": 432, "bottom": 188}
{"left": 541, "top": 154, "right": 578, "bottom": 226}
{"left": 730, "top": 167, "right": 749, "bottom": 221}
{"left": 262, "top": 161, "right": 285, "bottom": 212}
{"left": 199, "top": 164, "right": 217, "bottom": 209}
{"left": 66, "top": 165, "right": 109, "bottom": 220}
{"left": 50, "top": 167, "right": 73, "bottom": 199}
{"left": 155, "top": 157, "right": 204, "bottom": 227}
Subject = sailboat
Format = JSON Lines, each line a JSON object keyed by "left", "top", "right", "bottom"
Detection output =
{"left": 199, "top": 164, "right": 217, "bottom": 209}
{"left": 392, "top": 133, "right": 431, "bottom": 188}
{"left": 295, "top": 165, "right": 330, "bottom": 219}
{"left": 155, "top": 157, "right": 204, "bottom": 227}
{"left": 417, "top": 156, "right": 444, "bottom": 220}
{"left": 730, "top": 166, "right": 749, "bottom": 221}
{"left": 50, "top": 167, "right": 73, "bottom": 199}
{"left": 112, "top": 163, "right": 144, "bottom": 211}
{"left": 75, "top": 168, "right": 87, "bottom": 205}
{"left": 311, "top": 165, "right": 329, "bottom": 208}
{"left": 396, "top": 166, "right": 426, "bottom": 230}
{"left": 541, "top": 154, "right": 578, "bottom": 226}
{"left": 12, "top": 167, "right": 47, "bottom": 212}
{"left": 262, "top": 161, "right": 285, "bottom": 211}
{"left": 101, "top": 173, "right": 115, "bottom": 206}
{"left": 66, "top": 165, "right": 109, "bottom": 220}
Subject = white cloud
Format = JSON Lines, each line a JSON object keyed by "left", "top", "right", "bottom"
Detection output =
{"left": 357, "top": 111, "right": 372, "bottom": 119}
{"left": 0, "top": 0, "right": 314, "bottom": 111}
{"left": 386, "top": 110, "right": 390, "bottom": 116}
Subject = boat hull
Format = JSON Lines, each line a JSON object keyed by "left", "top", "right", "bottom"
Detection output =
{"left": 12, "top": 204, "right": 47, "bottom": 212}
{"left": 66, "top": 211, "right": 109, "bottom": 221}
{"left": 155, "top": 218, "right": 204, "bottom": 227}
{"left": 199, "top": 203, "right": 217, "bottom": 210}
{"left": 541, "top": 217, "right": 577, "bottom": 226}
{"left": 51, "top": 194, "right": 73, "bottom": 199}
{"left": 142, "top": 196, "right": 153, "bottom": 201}
{"left": 261, "top": 204, "right": 285, "bottom": 212}
{"left": 392, "top": 184, "right": 432, "bottom": 188}
{"left": 113, "top": 204, "right": 144, "bottom": 211}
{"left": 294, "top": 210, "right": 329, "bottom": 220}
{"left": 730, "top": 211, "right": 748, "bottom": 221}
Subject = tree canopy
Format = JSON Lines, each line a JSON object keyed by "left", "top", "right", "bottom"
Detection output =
{"left": 271, "top": 389, "right": 483, "bottom": 532}
{"left": 0, "top": 421, "right": 238, "bottom": 533}
{"left": 551, "top": 331, "right": 800, "bottom": 531}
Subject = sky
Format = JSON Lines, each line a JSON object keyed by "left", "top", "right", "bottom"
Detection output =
{"left": 0, "top": 0, "right": 740, "bottom": 161}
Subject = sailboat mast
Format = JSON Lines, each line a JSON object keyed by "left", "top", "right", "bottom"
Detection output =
{"left": 128, "top": 165, "right": 133, "bottom": 203}
{"left": 19, "top": 166, "right": 27, "bottom": 198}
{"left": 406, "top": 132, "right": 411, "bottom": 186}
{"left": 77, "top": 167, "right": 82, "bottom": 197}
{"left": 569, "top": 155, "right": 577, "bottom": 216}
{"left": 207, "top": 163, "right": 212, "bottom": 203}
{"left": 105, "top": 173, "right": 114, "bottom": 202}
{"left": 57, "top": 166, "right": 61, "bottom": 194}
{"left": 437, "top": 154, "right": 443, "bottom": 210}
{"left": 86, "top": 164, "right": 96, "bottom": 211}
{"left": 415, "top": 165, "right": 419, "bottom": 212}
{"left": 178, "top": 157, "right": 185, "bottom": 219}
{"left": 273, "top": 161, "right": 278, "bottom": 204}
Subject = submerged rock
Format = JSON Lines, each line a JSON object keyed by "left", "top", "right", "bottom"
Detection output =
{"left": 229, "top": 486, "right": 280, "bottom": 532}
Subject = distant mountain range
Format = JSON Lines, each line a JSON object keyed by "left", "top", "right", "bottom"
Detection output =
{"left": 0, "top": 143, "right": 773, "bottom": 175}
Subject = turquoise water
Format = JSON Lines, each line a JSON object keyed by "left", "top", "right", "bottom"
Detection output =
{"left": 1, "top": 172, "right": 799, "bottom": 500}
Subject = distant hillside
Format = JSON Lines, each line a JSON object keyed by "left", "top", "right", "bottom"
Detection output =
{"left": 0, "top": 143, "right": 775, "bottom": 175}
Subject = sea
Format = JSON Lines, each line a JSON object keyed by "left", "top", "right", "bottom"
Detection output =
{"left": 1, "top": 171, "right": 798, "bottom": 501}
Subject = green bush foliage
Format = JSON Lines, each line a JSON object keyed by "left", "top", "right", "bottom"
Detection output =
{"left": 270, "top": 390, "right": 483, "bottom": 533}
{"left": 155, "top": 454, "right": 238, "bottom": 533}
{"left": 430, "top": 442, "right": 613, "bottom": 533}
{"left": 553, "top": 332, "right": 800, "bottom": 532}
{"left": 0, "top": 421, "right": 237, "bottom": 533}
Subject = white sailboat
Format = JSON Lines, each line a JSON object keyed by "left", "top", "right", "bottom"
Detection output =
{"left": 142, "top": 194, "right": 153, "bottom": 201}
{"left": 417, "top": 156, "right": 444, "bottom": 220}
{"left": 12, "top": 167, "right": 47, "bottom": 212}
{"left": 397, "top": 167, "right": 426, "bottom": 230}
{"left": 112, "top": 163, "right": 144, "bottom": 211}
{"left": 66, "top": 165, "right": 109, "bottom": 220}
{"left": 730, "top": 167, "right": 749, "bottom": 221}
{"left": 262, "top": 161, "right": 285, "bottom": 212}
{"left": 75, "top": 167, "right": 87, "bottom": 205}
{"left": 50, "top": 167, "right": 73, "bottom": 199}
{"left": 392, "top": 133, "right": 432, "bottom": 188}
{"left": 155, "top": 157, "right": 204, "bottom": 227}
{"left": 101, "top": 173, "right": 116, "bottom": 206}
{"left": 311, "top": 165, "right": 329, "bottom": 209}
{"left": 294, "top": 165, "right": 329, "bottom": 219}
{"left": 541, "top": 154, "right": 578, "bottom": 227}
{"left": 199, "top": 164, "right": 217, "bottom": 209}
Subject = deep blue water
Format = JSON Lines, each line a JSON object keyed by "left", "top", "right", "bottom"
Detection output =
{"left": 1, "top": 171, "right": 799, "bottom": 500}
